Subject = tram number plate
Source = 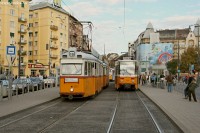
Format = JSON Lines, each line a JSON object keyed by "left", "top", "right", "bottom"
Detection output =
{"left": 65, "top": 78, "right": 78, "bottom": 82}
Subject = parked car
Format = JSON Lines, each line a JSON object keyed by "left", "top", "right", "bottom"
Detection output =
{"left": 0, "top": 80, "right": 9, "bottom": 97}
{"left": 12, "top": 78, "right": 34, "bottom": 95}
{"left": 29, "top": 77, "right": 44, "bottom": 90}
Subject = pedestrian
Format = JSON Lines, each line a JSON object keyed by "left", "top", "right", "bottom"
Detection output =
{"left": 165, "top": 73, "right": 173, "bottom": 92}
{"left": 188, "top": 78, "right": 198, "bottom": 102}
{"left": 184, "top": 73, "right": 194, "bottom": 99}
{"left": 142, "top": 74, "right": 146, "bottom": 85}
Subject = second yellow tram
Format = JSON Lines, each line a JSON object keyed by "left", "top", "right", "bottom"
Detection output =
{"left": 115, "top": 59, "right": 138, "bottom": 90}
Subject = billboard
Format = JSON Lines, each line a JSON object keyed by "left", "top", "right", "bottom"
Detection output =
{"left": 137, "top": 43, "right": 173, "bottom": 65}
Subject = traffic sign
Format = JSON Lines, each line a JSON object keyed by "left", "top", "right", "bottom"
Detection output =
{"left": 6, "top": 46, "right": 16, "bottom": 55}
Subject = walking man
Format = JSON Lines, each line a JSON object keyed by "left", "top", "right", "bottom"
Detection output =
{"left": 166, "top": 73, "right": 173, "bottom": 92}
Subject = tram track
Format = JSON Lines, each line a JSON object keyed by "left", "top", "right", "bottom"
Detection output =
{"left": 108, "top": 89, "right": 182, "bottom": 133}
{"left": 0, "top": 83, "right": 182, "bottom": 133}
{"left": 0, "top": 98, "right": 87, "bottom": 133}
{"left": 136, "top": 91, "right": 162, "bottom": 133}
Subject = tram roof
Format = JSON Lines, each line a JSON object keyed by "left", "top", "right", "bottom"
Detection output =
{"left": 62, "top": 48, "right": 103, "bottom": 63}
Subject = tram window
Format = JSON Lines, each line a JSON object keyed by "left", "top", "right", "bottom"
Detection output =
{"left": 96, "top": 63, "right": 98, "bottom": 76}
{"left": 61, "top": 63, "right": 82, "bottom": 75}
{"left": 84, "top": 62, "right": 88, "bottom": 75}
{"left": 88, "top": 62, "right": 92, "bottom": 76}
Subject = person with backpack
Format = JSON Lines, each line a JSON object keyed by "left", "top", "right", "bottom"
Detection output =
{"left": 188, "top": 78, "right": 198, "bottom": 102}
{"left": 184, "top": 73, "right": 194, "bottom": 99}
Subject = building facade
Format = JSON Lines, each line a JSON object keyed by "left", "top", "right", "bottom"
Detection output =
{"left": 0, "top": 1, "right": 85, "bottom": 77}
{"left": 0, "top": 0, "right": 30, "bottom": 76}
{"left": 131, "top": 20, "right": 200, "bottom": 74}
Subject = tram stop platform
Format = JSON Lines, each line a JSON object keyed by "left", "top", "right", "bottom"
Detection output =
{"left": 140, "top": 84, "right": 200, "bottom": 133}
{"left": 0, "top": 87, "right": 60, "bottom": 118}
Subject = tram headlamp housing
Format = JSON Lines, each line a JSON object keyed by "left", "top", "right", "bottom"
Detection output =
{"left": 65, "top": 78, "right": 78, "bottom": 83}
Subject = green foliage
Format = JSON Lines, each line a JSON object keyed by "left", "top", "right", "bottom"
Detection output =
{"left": 180, "top": 46, "right": 199, "bottom": 73}
{"left": 166, "top": 59, "right": 178, "bottom": 75}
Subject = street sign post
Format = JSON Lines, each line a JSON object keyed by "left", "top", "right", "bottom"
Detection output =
{"left": 6, "top": 46, "right": 16, "bottom": 56}
{"left": 6, "top": 46, "right": 16, "bottom": 100}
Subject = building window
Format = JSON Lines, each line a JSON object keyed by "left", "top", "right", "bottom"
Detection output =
{"left": 28, "top": 60, "right": 33, "bottom": 63}
{"left": 46, "top": 44, "right": 49, "bottom": 50}
{"left": 35, "top": 41, "right": 37, "bottom": 46}
{"left": 34, "top": 50, "right": 37, "bottom": 55}
{"left": 29, "top": 41, "right": 32, "bottom": 46}
{"left": 29, "top": 51, "right": 32, "bottom": 56}
{"left": 29, "top": 14, "right": 33, "bottom": 19}
{"left": 35, "top": 32, "right": 38, "bottom": 37}
{"left": 35, "top": 22, "right": 38, "bottom": 27}
{"left": 21, "top": 2, "right": 24, "bottom": 8}
{"left": 190, "top": 34, "right": 192, "bottom": 37}
{"left": 10, "top": 32, "right": 14, "bottom": 38}
{"left": 60, "top": 33, "right": 63, "bottom": 38}
{"left": 10, "top": 9, "right": 15, "bottom": 16}
{"left": 60, "top": 42, "right": 62, "bottom": 47}
{"left": 35, "top": 13, "right": 38, "bottom": 18}
{"left": 10, "top": 21, "right": 14, "bottom": 28}
{"left": 29, "top": 23, "right": 33, "bottom": 27}
{"left": 8, "top": 0, "right": 13, "bottom": 4}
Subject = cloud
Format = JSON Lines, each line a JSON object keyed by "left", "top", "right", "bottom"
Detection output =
{"left": 63, "top": 2, "right": 103, "bottom": 19}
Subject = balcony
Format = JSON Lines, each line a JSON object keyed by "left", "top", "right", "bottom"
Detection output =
{"left": 50, "top": 25, "right": 58, "bottom": 31}
{"left": 18, "top": 39, "right": 27, "bottom": 45}
{"left": 51, "top": 35, "right": 58, "bottom": 40}
{"left": 21, "top": 62, "right": 27, "bottom": 66}
{"left": 18, "top": 50, "right": 27, "bottom": 56}
{"left": 18, "top": 17, "right": 27, "bottom": 23}
{"left": 50, "top": 54, "right": 58, "bottom": 59}
{"left": 10, "top": 39, "right": 15, "bottom": 45}
{"left": 18, "top": 29, "right": 27, "bottom": 34}
{"left": 50, "top": 45, "right": 58, "bottom": 49}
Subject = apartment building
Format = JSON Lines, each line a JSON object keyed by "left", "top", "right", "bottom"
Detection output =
{"left": 29, "top": 2, "right": 83, "bottom": 76}
{"left": 0, "top": 0, "right": 30, "bottom": 76}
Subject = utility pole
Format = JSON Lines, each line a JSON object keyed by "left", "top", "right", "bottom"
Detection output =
{"left": 18, "top": 24, "right": 22, "bottom": 78}
{"left": 178, "top": 39, "right": 180, "bottom": 81}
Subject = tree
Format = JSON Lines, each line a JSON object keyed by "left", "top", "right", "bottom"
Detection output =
{"left": 166, "top": 59, "right": 178, "bottom": 75}
{"left": 180, "top": 46, "right": 199, "bottom": 73}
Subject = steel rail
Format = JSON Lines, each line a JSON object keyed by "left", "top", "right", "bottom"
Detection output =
{"left": 0, "top": 100, "right": 62, "bottom": 128}
{"left": 107, "top": 93, "right": 119, "bottom": 133}
{"left": 38, "top": 101, "right": 89, "bottom": 133}
{"left": 136, "top": 91, "right": 163, "bottom": 133}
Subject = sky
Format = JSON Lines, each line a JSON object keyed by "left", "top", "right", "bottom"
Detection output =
{"left": 32, "top": 0, "right": 200, "bottom": 55}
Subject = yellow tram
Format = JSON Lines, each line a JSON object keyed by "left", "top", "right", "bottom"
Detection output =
{"left": 109, "top": 68, "right": 115, "bottom": 81}
{"left": 115, "top": 59, "right": 138, "bottom": 90}
{"left": 59, "top": 47, "right": 109, "bottom": 99}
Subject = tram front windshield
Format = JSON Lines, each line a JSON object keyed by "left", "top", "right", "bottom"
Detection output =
{"left": 120, "top": 62, "right": 135, "bottom": 75}
{"left": 61, "top": 63, "right": 82, "bottom": 75}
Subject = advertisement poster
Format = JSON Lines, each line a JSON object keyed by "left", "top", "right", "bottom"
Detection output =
{"left": 137, "top": 43, "right": 173, "bottom": 65}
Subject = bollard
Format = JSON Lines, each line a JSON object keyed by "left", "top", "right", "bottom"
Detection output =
{"left": 27, "top": 84, "right": 29, "bottom": 93}
{"left": 22, "top": 85, "right": 24, "bottom": 95}
{"left": 0, "top": 84, "right": 2, "bottom": 101}
{"left": 16, "top": 86, "right": 18, "bottom": 97}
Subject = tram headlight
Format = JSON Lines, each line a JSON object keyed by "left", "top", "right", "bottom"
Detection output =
{"left": 65, "top": 78, "right": 78, "bottom": 83}
{"left": 70, "top": 88, "right": 74, "bottom": 92}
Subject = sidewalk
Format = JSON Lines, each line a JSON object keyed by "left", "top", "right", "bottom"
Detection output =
{"left": 0, "top": 87, "right": 60, "bottom": 117}
{"left": 140, "top": 84, "right": 200, "bottom": 133}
